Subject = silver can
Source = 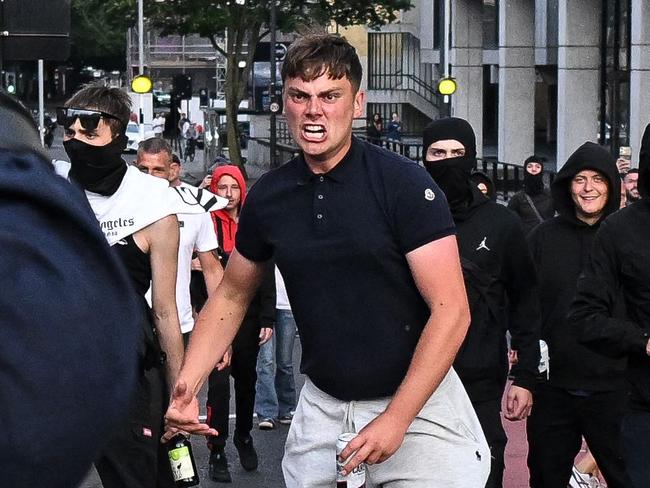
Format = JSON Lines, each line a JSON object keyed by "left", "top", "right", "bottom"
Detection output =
{"left": 336, "top": 433, "right": 366, "bottom": 488}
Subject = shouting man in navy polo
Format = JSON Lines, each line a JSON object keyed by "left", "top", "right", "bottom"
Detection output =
{"left": 164, "top": 33, "right": 490, "bottom": 487}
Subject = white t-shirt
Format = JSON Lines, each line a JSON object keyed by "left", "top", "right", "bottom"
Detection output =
{"left": 145, "top": 185, "right": 218, "bottom": 333}
{"left": 153, "top": 116, "right": 165, "bottom": 135}
{"left": 275, "top": 266, "right": 291, "bottom": 311}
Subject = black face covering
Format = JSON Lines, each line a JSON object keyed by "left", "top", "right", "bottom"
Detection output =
{"left": 422, "top": 117, "right": 477, "bottom": 211}
{"left": 424, "top": 156, "right": 475, "bottom": 210}
{"left": 64, "top": 134, "right": 128, "bottom": 196}
{"left": 524, "top": 170, "right": 544, "bottom": 195}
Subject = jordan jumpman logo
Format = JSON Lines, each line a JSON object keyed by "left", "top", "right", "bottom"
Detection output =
{"left": 476, "top": 237, "right": 490, "bottom": 251}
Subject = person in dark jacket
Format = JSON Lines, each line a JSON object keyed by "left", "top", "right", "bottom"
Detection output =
{"left": 507, "top": 155, "right": 555, "bottom": 235}
{"left": 206, "top": 165, "right": 276, "bottom": 483}
{"left": 0, "top": 90, "right": 140, "bottom": 488}
{"left": 422, "top": 117, "right": 541, "bottom": 488}
{"left": 569, "top": 125, "right": 650, "bottom": 488}
{"left": 526, "top": 142, "right": 630, "bottom": 488}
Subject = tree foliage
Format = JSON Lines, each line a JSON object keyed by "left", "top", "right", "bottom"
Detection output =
{"left": 85, "top": 0, "right": 412, "bottom": 172}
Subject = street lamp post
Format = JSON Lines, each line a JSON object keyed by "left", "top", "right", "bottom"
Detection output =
{"left": 269, "top": 0, "right": 278, "bottom": 168}
{"left": 138, "top": 0, "right": 145, "bottom": 139}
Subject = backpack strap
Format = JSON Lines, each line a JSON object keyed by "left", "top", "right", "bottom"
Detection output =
{"left": 524, "top": 193, "right": 545, "bottom": 223}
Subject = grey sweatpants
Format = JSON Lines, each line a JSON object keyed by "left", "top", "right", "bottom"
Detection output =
{"left": 282, "top": 368, "right": 490, "bottom": 487}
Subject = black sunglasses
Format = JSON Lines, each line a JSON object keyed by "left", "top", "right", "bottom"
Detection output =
{"left": 56, "top": 107, "right": 124, "bottom": 131}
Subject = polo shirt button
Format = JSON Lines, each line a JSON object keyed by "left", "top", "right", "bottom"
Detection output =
{"left": 317, "top": 194, "right": 324, "bottom": 200}
{"left": 319, "top": 176, "right": 324, "bottom": 182}
{"left": 316, "top": 213, "right": 323, "bottom": 219}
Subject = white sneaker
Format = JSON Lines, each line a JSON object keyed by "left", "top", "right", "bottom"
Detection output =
{"left": 569, "top": 466, "right": 602, "bottom": 488}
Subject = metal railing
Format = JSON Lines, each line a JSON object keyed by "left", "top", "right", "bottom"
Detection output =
{"left": 368, "top": 72, "right": 440, "bottom": 110}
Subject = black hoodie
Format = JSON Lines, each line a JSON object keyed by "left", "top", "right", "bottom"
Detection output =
{"left": 528, "top": 142, "right": 626, "bottom": 392}
{"left": 569, "top": 130, "right": 650, "bottom": 410}
{"left": 423, "top": 118, "right": 541, "bottom": 402}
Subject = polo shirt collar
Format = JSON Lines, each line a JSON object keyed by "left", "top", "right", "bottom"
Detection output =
{"left": 296, "top": 137, "right": 360, "bottom": 185}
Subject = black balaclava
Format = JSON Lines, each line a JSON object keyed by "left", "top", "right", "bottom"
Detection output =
{"left": 64, "top": 133, "right": 128, "bottom": 196}
{"left": 423, "top": 117, "right": 477, "bottom": 211}
{"left": 523, "top": 155, "right": 545, "bottom": 196}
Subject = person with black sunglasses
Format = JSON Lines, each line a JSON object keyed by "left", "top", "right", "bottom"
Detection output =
{"left": 57, "top": 85, "right": 185, "bottom": 488}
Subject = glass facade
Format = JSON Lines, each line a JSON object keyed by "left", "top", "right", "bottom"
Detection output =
{"left": 600, "top": 0, "right": 631, "bottom": 151}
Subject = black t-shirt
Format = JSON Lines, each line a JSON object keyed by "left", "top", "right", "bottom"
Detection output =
{"left": 236, "top": 138, "right": 455, "bottom": 400}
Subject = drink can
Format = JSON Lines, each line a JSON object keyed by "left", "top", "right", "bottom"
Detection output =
{"left": 336, "top": 433, "right": 366, "bottom": 488}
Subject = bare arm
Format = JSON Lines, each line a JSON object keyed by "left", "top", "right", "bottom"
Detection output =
{"left": 197, "top": 249, "right": 223, "bottom": 295}
{"left": 144, "top": 214, "right": 184, "bottom": 388}
{"left": 163, "top": 249, "right": 266, "bottom": 437}
{"left": 341, "top": 235, "right": 470, "bottom": 471}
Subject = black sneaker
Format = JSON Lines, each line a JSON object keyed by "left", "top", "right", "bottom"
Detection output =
{"left": 209, "top": 448, "right": 232, "bottom": 483}
{"left": 233, "top": 434, "right": 259, "bottom": 471}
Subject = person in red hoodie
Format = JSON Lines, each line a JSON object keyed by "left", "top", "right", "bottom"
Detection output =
{"left": 206, "top": 165, "right": 276, "bottom": 483}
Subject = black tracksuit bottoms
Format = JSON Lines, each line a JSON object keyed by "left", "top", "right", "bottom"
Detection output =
{"left": 206, "top": 316, "right": 261, "bottom": 450}
{"left": 527, "top": 383, "right": 630, "bottom": 488}
{"left": 95, "top": 365, "right": 176, "bottom": 488}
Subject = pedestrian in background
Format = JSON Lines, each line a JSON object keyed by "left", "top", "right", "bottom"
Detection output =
{"left": 569, "top": 124, "right": 650, "bottom": 488}
{"left": 423, "top": 117, "right": 541, "bottom": 488}
{"left": 507, "top": 156, "right": 555, "bottom": 235}
{"left": 205, "top": 164, "right": 275, "bottom": 483}
{"left": 386, "top": 111, "right": 402, "bottom": 141}
{"left": 527, "top": 142, "right": 630, "bottom": 488}
{"left": 255, "top": 266, "right": 298, "bottom": 430}
{"left": 367, "top": 112, "right": 383, "bottom": 145}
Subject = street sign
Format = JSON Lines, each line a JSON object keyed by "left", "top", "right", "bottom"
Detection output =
{"left": 1, "top": 0, "right": 70, "bottom": 61}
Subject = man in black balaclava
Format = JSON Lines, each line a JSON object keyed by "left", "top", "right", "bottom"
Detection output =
{"left": 423, "top": 117, "right": 541, "bottom": 488}
{"left": 569, "top": 127, "right": 650, "bottom": 488}
{"left": 527, "top": 142, "right": 631, "bottom": 488}
{"left": 507, "top": 156, "right": 555, "bottom": 235}
{"left": 59, "top": 85, "right": 184, "bottom": 488}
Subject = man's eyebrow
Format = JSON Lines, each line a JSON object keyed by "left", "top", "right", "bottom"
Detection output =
{"left": 287, "top": 87, "right": 309, "bottom": 96}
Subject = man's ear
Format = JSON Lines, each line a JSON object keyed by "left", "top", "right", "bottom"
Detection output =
{"left": 353, "top": 90, "right": 365, "bottom": 119}
{"left": 170, "top": 162, "right": 181, "bottom": 180}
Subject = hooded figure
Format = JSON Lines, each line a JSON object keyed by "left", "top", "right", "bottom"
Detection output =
{"left": 209, "top": 164, "right": 248, "bottom": 257}
{"left": 526, "top": 142, "right": 630, "bottom": 488}
{"left": 422, "top": 117, "right": 541, "bottom": 488}
{"left": 422, "top": 117, "right": 476, "bottom": 213}
{"left": 205, "top": 163, "right": 276, "bottom": 483}
{"left": 507, "top": 156, "right": 555, "bottom": 235}
{"left": 568, "top": 128, "right": 650, "bottom": 488}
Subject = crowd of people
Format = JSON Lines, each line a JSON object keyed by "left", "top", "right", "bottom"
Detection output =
{"left": 3, "top": 31, "right": 650, "bottom": 488}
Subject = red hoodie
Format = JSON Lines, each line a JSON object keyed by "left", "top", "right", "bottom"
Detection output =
{"left": 209, "top": 165, "right": 247, "bottom": 254}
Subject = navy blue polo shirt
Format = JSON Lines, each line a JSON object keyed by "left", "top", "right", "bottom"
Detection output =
{"left": 236, "top": 137, "right": 455, "bottom": 400}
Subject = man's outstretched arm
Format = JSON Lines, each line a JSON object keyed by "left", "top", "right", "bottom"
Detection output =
{"left": 163, "top": 249, "right": 266, "bottom": 438}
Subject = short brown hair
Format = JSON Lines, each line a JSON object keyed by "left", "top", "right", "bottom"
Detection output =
{"left": 281, "top": 34, "right": 362, "bottom": 93}
{"left": 137, "top": 137, "right": 173, "bottom": 162}
{"left": 64, "top": 84, "right": 131, "bottom": 136}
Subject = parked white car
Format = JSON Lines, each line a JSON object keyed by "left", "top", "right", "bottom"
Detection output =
{"left": 124, "top": 122, "right": 156, "bottom": 152}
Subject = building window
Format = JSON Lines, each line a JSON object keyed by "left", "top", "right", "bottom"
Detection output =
{"left": 599, "top": 0, "right": 631, "bottom": 150}
{"left": 483, "top": 0, "right": 498, "bottom": 49}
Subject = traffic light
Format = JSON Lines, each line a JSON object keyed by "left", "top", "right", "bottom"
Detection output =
{"left": 4, "top": 72, "right": 16, "bottom": 94}
{"left": 199, "top": 88, "right": 209, "bottom": 106}
{"left": 173, "top": 74, "right": 192, "bottom": 100}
